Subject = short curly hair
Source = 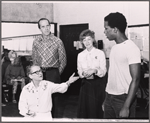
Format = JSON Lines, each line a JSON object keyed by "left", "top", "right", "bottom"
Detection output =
{"left": 79, "top": 29, "right": 97, "bottom": 48}
{"left": 79, "top": 29, "right": 95, "bottom": 41}
{"left": 104, "top": 12, "right": 127, "bottom": 33}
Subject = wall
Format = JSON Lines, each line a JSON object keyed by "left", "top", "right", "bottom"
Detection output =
{"left": 54, "top": 1, "right": 149, "bottom": 38}
{"left": 2, "top": 2, "right": 54, "bottom": 22}
{"left": 1, "top": 1, "right": 149, "bottom": 59}
{"left": 53, "top": 1, "right": 149, "bottom": 59}
{"left": 1, "top": 2, "right": 54, "bottom": 56}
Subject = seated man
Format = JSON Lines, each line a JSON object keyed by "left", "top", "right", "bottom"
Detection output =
{"left": 18, "top": 65, "right": 79, "bottom": 119}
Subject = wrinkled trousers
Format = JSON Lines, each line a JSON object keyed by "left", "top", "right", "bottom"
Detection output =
{"left": 103, "top": 92, "right": 137, "bottom": 119}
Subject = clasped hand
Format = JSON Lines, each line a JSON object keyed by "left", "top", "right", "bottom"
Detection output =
{"left": 83, "top": 69, "right": 96, "bottom": 78}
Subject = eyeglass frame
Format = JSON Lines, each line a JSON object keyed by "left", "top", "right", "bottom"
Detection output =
{"left": 30, "top": 69, "right": 42, "bottom": 75}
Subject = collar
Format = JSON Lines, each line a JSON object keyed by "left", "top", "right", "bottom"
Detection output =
{"left": 26, "top": 80, "right": 48, "bottom": 93}
{"left": 37, "top": 33, "right": 53, "bottom": 42}
{"left": 85, "top": 47, "right": 95, "bottom": 53}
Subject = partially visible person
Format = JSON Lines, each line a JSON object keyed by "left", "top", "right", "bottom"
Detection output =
{"left": 103, "top": 12, "right": 141, "bottom": 119}
{"left": 18, "top": 65, "right": 79, "bottom": 119}
{"left": 2, "top": 55, "right": 6, "bottom": 106}
{"left": 1, "top": 46, "right": 8, "bottom": 106}
{"left": 32, "top": 18, "right": 67, "bottom": 117}
{"left": 5, "top": 50, "right": 26, "bottom": 103}
{"left": 77, "top": 29, "right": 107, "bottom": 119}
{"left": 2, "top": 49, "right": 11, "bottom": 84}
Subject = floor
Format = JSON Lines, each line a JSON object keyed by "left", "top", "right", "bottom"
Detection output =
{"left": 2, "top": 93, "right": 149, "bottom": 120}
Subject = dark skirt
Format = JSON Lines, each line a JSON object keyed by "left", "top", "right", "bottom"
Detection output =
{"left": 77, "top": 75, "right": 107, "bottom": 119}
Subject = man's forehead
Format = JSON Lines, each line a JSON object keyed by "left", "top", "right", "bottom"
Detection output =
{"left": 40, "top": 20, "right": 49, "bottom": 25}
{"left": 31, "top": 66, "right": 40, "bottom": 71}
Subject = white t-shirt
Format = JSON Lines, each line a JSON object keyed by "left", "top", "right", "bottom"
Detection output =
{"left": 77, "top": 47, "right": 107, "bottom": 78}
{"left": 106, "top": 40, "right": 141, "bottom": 95}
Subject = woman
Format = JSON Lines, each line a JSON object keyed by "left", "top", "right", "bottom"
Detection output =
{"left": 18, "top": 64, "right": 79, "bottom": 118}
{"left": 77, "top": 29, "right": 107, "bottom": 118}
{"left": 5, "top": 50, "right": 25, "bottom": 103}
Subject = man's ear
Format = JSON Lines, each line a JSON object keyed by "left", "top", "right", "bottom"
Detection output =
{"left": 114, "top": 27, "right": 118, "bottom": 33}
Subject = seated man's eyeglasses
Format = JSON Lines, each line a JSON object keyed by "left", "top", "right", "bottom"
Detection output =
{"left": 30, "top": 69, "right": 42, "bottom": 75}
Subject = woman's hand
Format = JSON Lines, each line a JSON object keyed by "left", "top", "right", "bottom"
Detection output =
{"left": 83, "top": 69, "right": 97, "bottom": 78}
{"left": 68, "top": 73, "right": 79, "bottom": 84}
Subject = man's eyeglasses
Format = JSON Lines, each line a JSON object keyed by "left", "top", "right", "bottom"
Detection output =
{"left": 30, "top": 69, "right": 42, "bottom": 75}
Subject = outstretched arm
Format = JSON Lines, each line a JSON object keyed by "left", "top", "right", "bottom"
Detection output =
{"left": 66, "top": 73, "right": 80, "bottom": 86}
{"left": 51, "top": 73, "right": 79, "bottom": 93}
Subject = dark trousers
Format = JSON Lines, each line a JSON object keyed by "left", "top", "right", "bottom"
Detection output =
{"left": 103, "top": 92, "right": 137, "bottom": 119}
{"left": 42, "top": 68, "right": 61, "bottom": 118}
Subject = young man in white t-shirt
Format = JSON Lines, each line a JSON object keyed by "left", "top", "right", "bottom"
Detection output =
{"left": 103, "top": 12, "right": 141, "bottom": 119}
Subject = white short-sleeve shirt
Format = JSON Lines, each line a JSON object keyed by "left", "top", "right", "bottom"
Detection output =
{"left": 106, "top": 40, "right": 141, "bottom": 95}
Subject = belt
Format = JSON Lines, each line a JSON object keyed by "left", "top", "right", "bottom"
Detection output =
{"left": 84, "top": 75, "right": 99, "bottom": 80}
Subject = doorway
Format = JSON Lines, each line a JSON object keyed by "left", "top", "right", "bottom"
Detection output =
{"left": 60, "top": 23, "right": 88, "bottom": 95}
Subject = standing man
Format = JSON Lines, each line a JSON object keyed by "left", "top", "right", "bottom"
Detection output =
{"left": 32, "top": 18, "right": 67, "bottom": 118}
{"left": 103, "top": 12, "right": 141, "bottom": 119}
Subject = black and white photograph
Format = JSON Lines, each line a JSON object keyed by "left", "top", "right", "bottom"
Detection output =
{"left": 1, "top": 1, "right": 149, "bottom": 122}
